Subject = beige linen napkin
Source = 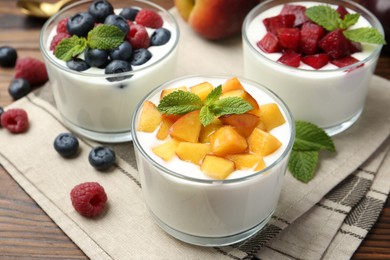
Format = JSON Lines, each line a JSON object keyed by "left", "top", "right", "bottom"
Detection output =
{"left": 0, "top": 8, "right": 389, "bottom": 260}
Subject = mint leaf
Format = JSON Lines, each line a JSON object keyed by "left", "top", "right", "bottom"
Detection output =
{"left": 344, "top": 27, "right": 387, "bottom": 44}
{"left": 200, "top": 106, "right": 214, "bottom": 126}
{"left": 293, "top": 121, "right": 335, "bottom": 152}
{"left": 306, "top": 5, "right": 341, "bottom": 31}
{"left": 87, "top": 24, "right": 125, "bottom": 50}
{"left": 288, "top": 150, "right": 319, "bottom": 183}
{"left": 157, "top": 90, "right": 203, "bottom": 115}
{"left": 204, "top": 85, "right": 222, "bottom": 106}
{"left": 54, "top": 36, "right": 87, "bottom": 61}
{"left": 211, "top": 97, "right": 253, "bottom": 116}
{"left": 340, "top": 13, "right": 360, "bottom": 29}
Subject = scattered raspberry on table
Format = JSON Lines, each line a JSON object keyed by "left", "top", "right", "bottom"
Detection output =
{"left": 0, "top": 108, "right": 29, "bottom": 133}
{"left": 70, "top": 182, "right": 107, "bottom": 217}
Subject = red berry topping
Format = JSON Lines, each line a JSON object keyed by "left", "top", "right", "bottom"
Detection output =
{"left": 135, "top": 9, "right": 163, "bottom": 29}
{"left": 277, "top": 27, "right": 300, "bottom": 52}
{"left": 50, "top": 32, "right": 71, "bottom": 51}
{"left": 330, "top": 55, "right": 361, "bottom": 68}
{"left": 302, "top": 53, "right": 330, "bottom": 69}
{"left": 56, "top": 18, "right": 69, "bottom": 33}
{"left": 257, "top": 32, "right": 281, "bottom": 53}
{"left": 277, "top": 50, "right": 301, "bottom": 67}
{"left": 280, "top": 4, "right": 308, "bottom": 27}
{"left": 318, "top": 29, "right": 350, "bottom": 59}
{"left": 299, "top": 22, "right": 325, "bottom": 55}
{"left": 336, "top": 5, "right": 349, "bottom": 19}
{"left": 128, "top": 24, "right": 150, "bottom": 49}
{"left": 70, "top": 182, "right": 107, "bottom": 218}
{"left": 263, "top": 14, "right": 295, "bottom": 34}
{"left": 15, "top": 57, "right": 48, "bottom": 87}
{"left": 1, "top": 108, "right": 29, "bottom": 133}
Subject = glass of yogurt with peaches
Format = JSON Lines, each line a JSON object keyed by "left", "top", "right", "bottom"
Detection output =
{"left": 40, "top": 0, "right": 179, "bottom": 143}
{"left": 242, "top": 0, "right": 385, "bottom": 136}
{"left": 131, "top": 75, "right": 295, "bottom": 246}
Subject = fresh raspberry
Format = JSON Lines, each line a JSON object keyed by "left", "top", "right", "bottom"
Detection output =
{"left": 135, "top": 9, "right": 163, "bottom": 29}
{"left": 127, "top": 24, "right": 150, "bottom": 49}
{"left": 15, "top": 57, "right": 48, "bottom": 87}
{"left": 70, "top": 182, "right": 107, "bottom": 218}
{"left": 50, "top": 32, "right": 71, "bottom": 51}
{"left": 1, "top": 108, "right": 29, "bottom": 133}
{"left": 56, "top": 18, "right": 69, "bottom": 33}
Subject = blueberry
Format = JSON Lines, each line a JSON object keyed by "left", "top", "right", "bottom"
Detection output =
{"left": 131, "top": 48, "right": 152, "bottom": 66}
{"left": 54, "top": 132, "right": 79, "bottom": 157}
{"left": 66, "top": 58, "right": 91, "bottom": 71}
{"left": 8, "top": 78, "right": 31, "bottom": 100}
{"left": 150, "top": 28, "right": 171, "bottom": 46}
{"left": 0, "top": 107, "right": 4, "bottom": 127}
{"left": 88, "top": 0, "right": 114, "bottom": 23}
{"left": 0, "top": 46, "right": 17, "bottom": 67}
{"left": 67, "top": 12, "right": 95, "bottom": 37}
{"left": 119, "top": 7, "right": 139, "bottom": 21}
{"left": 104, "top": 14, "right": 129, "bottom": 35}
{"left": 84, "top": 48, "right": 110, "bottom": 68}
{"left": 105, "top": 60, "right": 132, "bottom": 81}
{"left": 88, "top": 146, "right": 116, "bottom": 170}
{"left": 109, "top": 41, "right": 132, "bottom": 61}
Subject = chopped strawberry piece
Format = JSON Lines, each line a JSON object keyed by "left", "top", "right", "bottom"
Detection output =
{"left": 277, "top": 50, "right": 301, "bottom": 67}
{"left": 336, "top": 5, "right": 349, "bottom": 19}
{"left": 263, "top": 14, "right": 295, "bottom": 34}
{"left": 318, "top": 29, "right": 350, "bottom": 59}
{"left": 257, "top": 32, "right": 281, "bottom": 53}
{"left": 302, "top": 54, "right": 329, "bottom": 69}
{"left": 348, "top": 40, "right": 363, "bottom": 54}
{"left": 280, "top": 4, "right": 308, "bottom": 27}
{"left": 277, "top": 27, "right": 300, "bottom": 52}
{"left": 330, "top": 55, "right": 361, "bottom": 68}
{"left": 299, "top": 22, "right": 325, "bottom": 55}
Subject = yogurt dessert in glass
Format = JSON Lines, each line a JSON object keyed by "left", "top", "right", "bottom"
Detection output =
{"left": 131, "top": 75, "right": 295, "bottom": 246}
{"left": 242, "top": 0, "right": 385, "bottom": 136}
{"left": 40, "top": 0, "right": 179, "bottom": 143}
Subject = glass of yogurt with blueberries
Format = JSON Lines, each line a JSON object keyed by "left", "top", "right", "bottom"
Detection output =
{"left": 40, "top": 0, "right": 179, "bottom": 143}
{"left": 131, "top": 75, "right": 295, "bottom": 246}
{"left": 242, "top": 0, "right": 385, "bottom": 136}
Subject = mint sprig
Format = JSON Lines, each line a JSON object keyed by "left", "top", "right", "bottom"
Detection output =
{"left": 305, "top": 5, "right": 386, "bottom": 45}
{"left": 54, "top": 24, "right": 125, "bottom": 61}
{"left": 288, "top": 121, "right": 336, "bottom": 183}
{"left": 157, "top": 85, "right": 253, "bottom": 126}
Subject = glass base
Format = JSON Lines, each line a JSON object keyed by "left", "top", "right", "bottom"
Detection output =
{"left": 323, "top": 108, "right": 363, "bottom": 137}
{"left": 150, "top": 210, "right": 274, "bottom": 247}
{"left": 61, "top": 115, "right": 133, "bottom": 143}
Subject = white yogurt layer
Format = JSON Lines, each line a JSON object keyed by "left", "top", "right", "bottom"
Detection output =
{"left": 41, "top": 6, "right": 178, "bottom": 140}
{"left": 132, "top": 76, "right": 294, "bottom": 242}
{"left": 242, "top": 1, "right": 383, "bottom": 134}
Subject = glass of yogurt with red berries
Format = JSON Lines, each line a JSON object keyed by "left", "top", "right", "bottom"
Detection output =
{"left": 131, "top": 75, "right": 295, "bottom": 246}
{"left": 242, "top": 0, "right": 385, "bottom": 136}
{"left": 40, "top": 0, "right": 179, "bottom": 142}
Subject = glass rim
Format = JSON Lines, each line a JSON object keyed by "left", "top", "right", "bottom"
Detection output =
{"left": 242, "top": 0, "right": 385, "bottom": 73}
{"left": 131, "top": 74, "right": 296, "bottom": 185}
{"left": 39, "top": 0, "right": 180, "bottom": 79}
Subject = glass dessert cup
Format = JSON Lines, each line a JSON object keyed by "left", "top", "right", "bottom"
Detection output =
{"left": 131, "top": 75, "right": 295, "bottom": 246}
{"left": 40, "top": 0, "right": 179, "bottom": 143}
{"left": 242, "top": 0, "right": 384, "bottom": 136}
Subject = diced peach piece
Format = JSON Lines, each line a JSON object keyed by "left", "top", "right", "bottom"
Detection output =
{"left": 201, "top": 155, "right": 235, "bottom": 180}
{"left": 199, "top": 118, "right": 223, "bottom": 143}
{"left": 254, "top": 158, "right": 266, "bottom": 171}
{"left": 152, "top": 139, "right": 180, "bottom": 161}
{"left": 219, "top": 113, "right": 260, "bottom": 137}
{"left": 209, "top": 126, "right": 248, "bottom": 157}
{"left": 190, "top": 82, "right": 213, "bottom": 101}
{"left": 160, "top": 86, "right": 188, "bottom": 99}
{"left": 176, "top": 142, "right": 211, "bottom": 165}
{"left": 222, "top": 77, "right": 245, "bottom": 93}
{"left": 221, "top": 89, "right": 259, "bottom": 111}
{"left": 137, "top": 101, "right": 162, "bottom": 133}
{"left": 225, "top": 153, "right": 264, "bottom": 170}
{"left": 258, "top": 103, "right": 286, "bottom": 131}
{"left": 248, "top": 128, "right": 282, "bottom": 156}
{"left": 156, "top": 114, "right": 181, "bottom": 140}
{"left": 170, "top": 110, "right": 201, "bottom": 143}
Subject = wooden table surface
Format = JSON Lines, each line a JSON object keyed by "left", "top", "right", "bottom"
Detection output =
{"left": 0, "top": 0, "right": 389, "bottom": 259}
